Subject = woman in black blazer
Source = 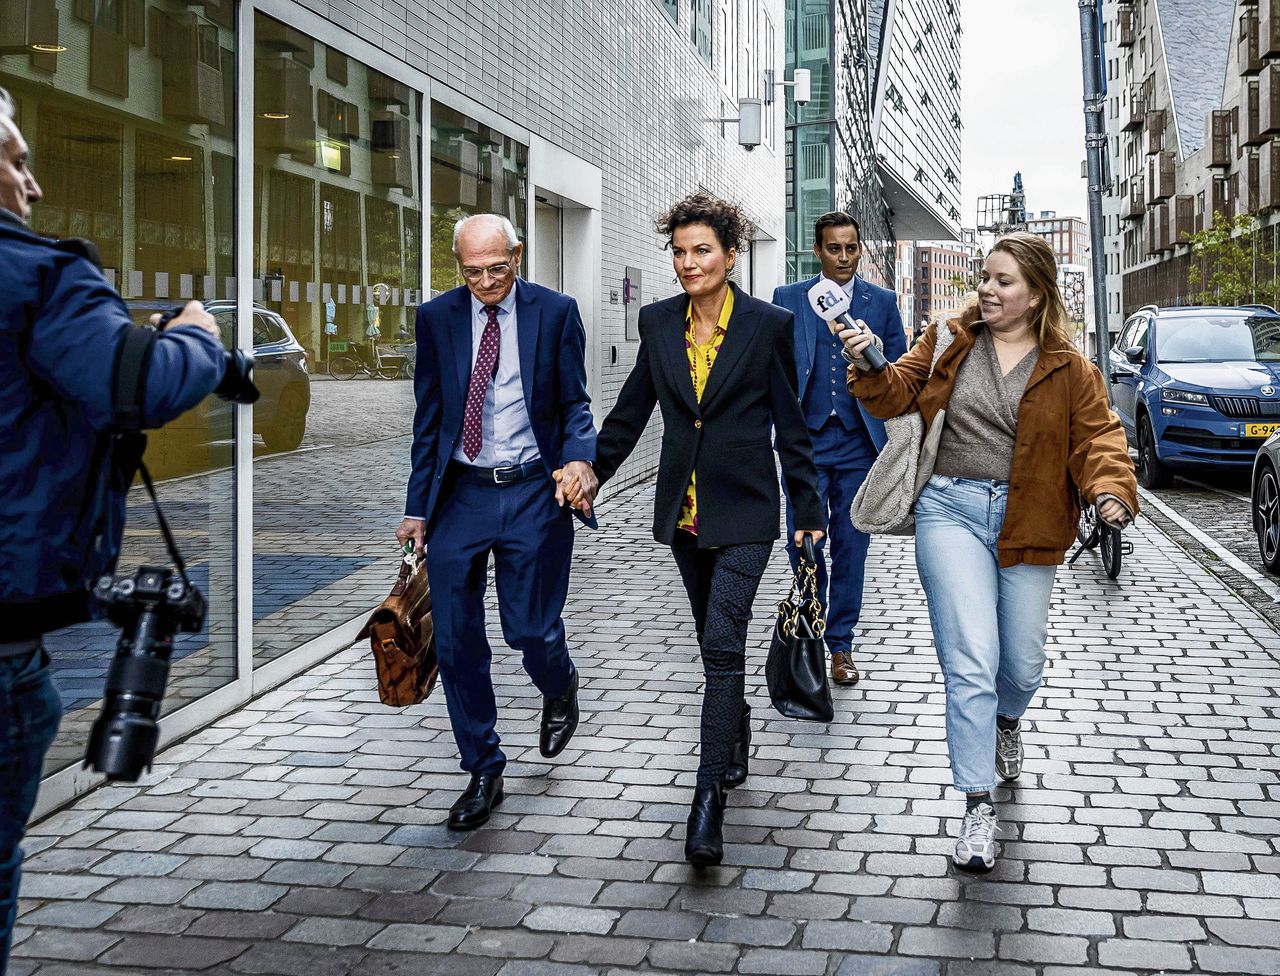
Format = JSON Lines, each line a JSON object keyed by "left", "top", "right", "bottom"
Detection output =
{"left": 565, "top": 192, "right": 825, "bottom": 867}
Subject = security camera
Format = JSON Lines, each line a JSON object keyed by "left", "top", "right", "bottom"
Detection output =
{"left": 792, "top": 68, "right": 811, "bottom": 107}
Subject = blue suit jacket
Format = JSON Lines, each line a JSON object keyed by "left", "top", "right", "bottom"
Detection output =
{"left": 405, "top": 279, "right": 596, "bottom": 528}
{"left": 771, "top": 274, "right": 907, "bottom": 452}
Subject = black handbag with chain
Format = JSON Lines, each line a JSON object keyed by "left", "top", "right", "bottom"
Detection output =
{"left": 765, "top": 537, "right": 834, "bottom": 722}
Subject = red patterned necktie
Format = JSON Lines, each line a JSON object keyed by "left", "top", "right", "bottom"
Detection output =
{"left": 462, "top": 304, "right": 501, "bottom": 461}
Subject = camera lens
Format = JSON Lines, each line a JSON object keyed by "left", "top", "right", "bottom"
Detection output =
{"left": 85, "top": 711, "right": 161, "bottom": 782}
{"left": 214, "top": 349, "right": 261, "bottom": 405}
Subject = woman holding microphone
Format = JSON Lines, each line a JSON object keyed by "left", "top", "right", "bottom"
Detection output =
{"left": 841, "top": 232, "right": 1137, "bottom": 872}
{"left": 561, "top": 191, "right": 825, "bottom": 867}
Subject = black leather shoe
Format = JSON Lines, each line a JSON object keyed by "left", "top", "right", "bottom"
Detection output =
{"left": 722, "top": 703, "right": 751, "bottom": 789}
{"left": 447, "top": 773, "right": 504, "bottom": 831}
{"left": 540, "top": 670, "right": 579, "bottom": 758}
{"left": 684, "top": 783, "right": 725, "bottom": 867}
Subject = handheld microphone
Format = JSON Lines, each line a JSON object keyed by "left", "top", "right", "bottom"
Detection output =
{"left": 806, "top": 277, "right": 888, "bottom": 372}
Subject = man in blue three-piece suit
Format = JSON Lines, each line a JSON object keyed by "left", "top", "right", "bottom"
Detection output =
{"left": 397, "top": 214, "right": 597, "bottom": 831}
{"left": 771, "top": 211, "right": 907, "bottom": 687}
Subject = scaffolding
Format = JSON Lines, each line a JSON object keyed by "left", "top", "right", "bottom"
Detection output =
{"left": 976, "top": 171, "right": 1027, "bottom": 236}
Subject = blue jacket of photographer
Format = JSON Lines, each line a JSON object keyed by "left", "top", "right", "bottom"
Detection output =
{"left": 0, "top": 214, "right": 226, "bottom": 639}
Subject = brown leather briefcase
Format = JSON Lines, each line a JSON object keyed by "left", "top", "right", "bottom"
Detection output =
{"left": 358, "top": 553, "right": 439, "bottom": 706}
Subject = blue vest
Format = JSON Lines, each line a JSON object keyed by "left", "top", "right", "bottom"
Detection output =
{"left": 803, "top": 319, "right": 863, "bottom": 432}
{"left": 802, "top": 317, "right": 875, "bottom": 467}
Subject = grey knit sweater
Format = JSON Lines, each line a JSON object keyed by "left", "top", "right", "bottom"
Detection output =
{"left": 933, "top": 327, "right": 1039, "bottom": 482}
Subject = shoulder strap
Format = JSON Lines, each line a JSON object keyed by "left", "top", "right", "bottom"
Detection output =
{"left": 51, "top": 236, "right": 104, "bottom": 269}
{"left": 107, "top": 324, "right": 192, "bottom": 586}
{"left": 111, "top": 326, "right": 156, "bottom": 431}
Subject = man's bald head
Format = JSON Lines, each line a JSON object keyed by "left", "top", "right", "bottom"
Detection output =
{"left": 452, "top": 213, "right": 519, "bottom": 257}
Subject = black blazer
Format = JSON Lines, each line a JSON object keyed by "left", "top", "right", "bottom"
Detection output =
{"left": 595, "top": 283, "right": 824, "bottom": 548}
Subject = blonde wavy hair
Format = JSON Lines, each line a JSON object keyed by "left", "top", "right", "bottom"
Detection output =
{"left": 986, "top": 232, "right": 1078, "bottom": 353}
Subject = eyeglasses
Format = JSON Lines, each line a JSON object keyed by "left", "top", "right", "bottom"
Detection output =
{"left": 460, "top": 261, "right": 514, "bottom": 282}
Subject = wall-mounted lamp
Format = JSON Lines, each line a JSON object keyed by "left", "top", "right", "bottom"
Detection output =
{"left": 707, "top": 98, "right": 763, "bottom": 150}
{"left": 763, "top": 68, "right": 811, "bottom": 107}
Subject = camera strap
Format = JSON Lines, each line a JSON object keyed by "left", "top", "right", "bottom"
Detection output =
{"left": 135, "top": 460, "right": 192, "bottom": 588}
{"left": 112, "top": 324, "right": 155, "bottom": 432}
{"left": 110, "top": 323, "right": 193, "bottom": 590}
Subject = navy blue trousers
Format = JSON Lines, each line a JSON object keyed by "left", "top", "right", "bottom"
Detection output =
{"left": 426, "top": 467, "right": 576, "bottom": 776}
{"left": 1, "top": 646, "right": 62, "bottom": 976}
{"left": 784, "top": 418, "right": 873, "bottom": 657}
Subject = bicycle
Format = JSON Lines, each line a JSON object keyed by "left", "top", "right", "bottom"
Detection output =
{"left": 328, "top": 342, "right": 407, "bottom": 380}
{"left": 1068, "top": 500, "right": 1131, "bottom": 580}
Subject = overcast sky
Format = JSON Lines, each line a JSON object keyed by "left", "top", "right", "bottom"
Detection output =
{"left": 961, "top": 0, "right": 1090, "bottom": 229}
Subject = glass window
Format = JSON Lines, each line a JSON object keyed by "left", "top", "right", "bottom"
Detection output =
{"left": 787, "top": 123, "right": 831, "bottom": 274}
{"left": 692, "top": 0, "right": 713, "bottom": 66}
{"left": 252, "top": 11, "right": 424, "bottom": 666}
{"left": 430, "top": 101, "right": 528, "bottom": 296}
{"left": 655, "top": 0, "right": 679, "bottom": 25}
{"left": 1, "top": 0, "right": 239, "bottom": 777}
{"left": 253, "top": 312, "right": 288, "bottom": 346}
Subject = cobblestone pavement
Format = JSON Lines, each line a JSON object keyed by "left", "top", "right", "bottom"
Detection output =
{"left": 12, "top": 475, "right": 1280, "bottom": 976}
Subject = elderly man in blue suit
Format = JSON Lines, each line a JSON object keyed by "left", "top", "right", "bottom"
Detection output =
{"left": 772, "top": 211, "right": 907, "bottom": 686}
{"left": 398, "top": 213, "right": 597, "bottom": 830}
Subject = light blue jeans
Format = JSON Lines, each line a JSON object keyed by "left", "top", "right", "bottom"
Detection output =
{"left": 915, "top": 475, "right": 1057, "bottom": 794}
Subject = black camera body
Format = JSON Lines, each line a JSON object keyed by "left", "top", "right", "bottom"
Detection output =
{"left": 84, "top": 566, "right": 206, "bottom": 782}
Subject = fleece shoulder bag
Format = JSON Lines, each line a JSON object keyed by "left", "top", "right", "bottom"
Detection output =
{"left": 849, "top": 323, "right": 956, "bottom": 535}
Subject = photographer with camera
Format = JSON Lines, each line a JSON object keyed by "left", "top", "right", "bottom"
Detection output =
{"left": 0, "top": 87, "right": 228, "bottom": 972}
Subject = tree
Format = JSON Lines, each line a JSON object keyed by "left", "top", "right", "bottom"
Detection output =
{"left": 948, "top": 270, "right": 977, "bottom": 295}
{"left": 1187, "top": 212, "right": 1280, "bottom": 307}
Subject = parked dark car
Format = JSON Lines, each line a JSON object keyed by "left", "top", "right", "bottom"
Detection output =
{"left": 1109, "top": 304, "right": 1280, "bottom": 489}
{"left": 1252, "top": 431, "right": 1280, "bottom": 573}
{"left": 128, "top": 301, "right": 311, "bottom": 476}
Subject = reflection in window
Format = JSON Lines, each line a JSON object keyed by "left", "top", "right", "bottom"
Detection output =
{"left": 252, "top": 11, "right": 423, "bottom": 666}
{"left": 1, "top": 0, "right": 238, "bottom": 777}
{"left": 692, "top": 0, "right": 713, "bottom": 66}
{"left": 32, "top": 108, "right": 124, "bottom": 270}
{"left": 430, "top": 101, "right": 528, "bottom": 295}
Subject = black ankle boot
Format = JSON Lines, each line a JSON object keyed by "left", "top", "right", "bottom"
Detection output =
{"left": 721, "top": 704, "right": 751, "bottom": 789}
{"left": 685, "top": 783, "right": 725, "bottom": 867}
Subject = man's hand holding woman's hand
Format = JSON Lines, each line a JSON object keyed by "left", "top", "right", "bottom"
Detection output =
{"left": 553, "top": 461, "right": 599, "bottom": 517}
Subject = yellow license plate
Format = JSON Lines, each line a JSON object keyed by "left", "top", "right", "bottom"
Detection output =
{"left": 1246, "top": 423, "right": 1280, "bottom": 438}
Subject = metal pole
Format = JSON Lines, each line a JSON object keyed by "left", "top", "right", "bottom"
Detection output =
{"left": 1079, "top": 0, "right": 1112, "bottom": 394}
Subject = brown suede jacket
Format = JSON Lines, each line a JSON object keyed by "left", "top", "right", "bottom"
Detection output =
{"left": 849, "top": 319, "right": 1140, "bottom": 567}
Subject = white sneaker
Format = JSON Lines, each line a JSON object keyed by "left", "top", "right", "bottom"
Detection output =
{"left": 996, "top": 725, "right": 1023, "bottom": 781}
{"left": 953, "top": 802, "right": 998, "bottom": 872}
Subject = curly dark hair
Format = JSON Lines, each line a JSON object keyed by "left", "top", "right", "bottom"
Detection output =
{"left": 656, "top": 191, "right": 751, "bottom": 253}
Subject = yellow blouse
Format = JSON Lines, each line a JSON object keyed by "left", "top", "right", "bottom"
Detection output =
{"left": 676, "top": 288, "right": 734, "bottom": 535}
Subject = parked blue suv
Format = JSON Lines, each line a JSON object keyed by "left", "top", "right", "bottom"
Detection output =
{"left": 1109, "top": 304, "right": 1280, "bottom": 488}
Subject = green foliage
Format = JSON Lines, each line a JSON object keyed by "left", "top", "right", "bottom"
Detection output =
{"left": 1187, "top": 212, "right": 1280, "bottom": 307}
{"left": 431, "top": 206, "right": 470, "bottom": 295}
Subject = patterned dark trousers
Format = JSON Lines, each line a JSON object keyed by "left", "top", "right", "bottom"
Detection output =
{"left": 670, "top": 532, "right": 773, "bottom": 789}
